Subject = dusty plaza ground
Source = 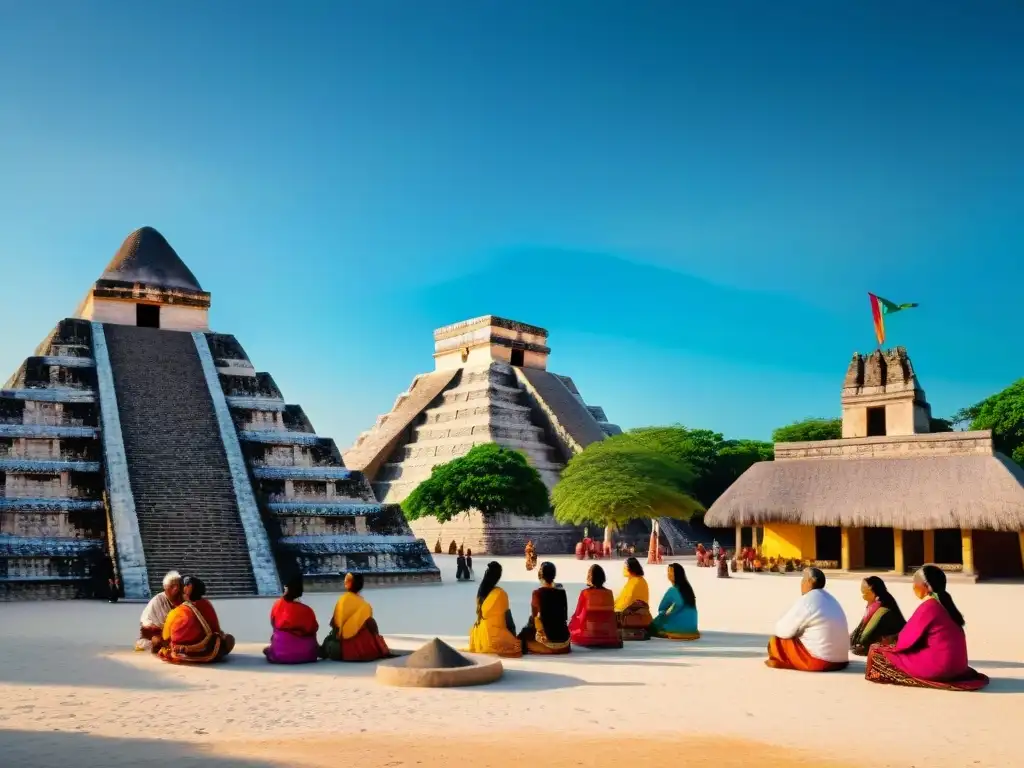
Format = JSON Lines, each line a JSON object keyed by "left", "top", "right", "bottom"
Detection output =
{"left": 1, "top": 556, "right": 1022, "bottom": 768}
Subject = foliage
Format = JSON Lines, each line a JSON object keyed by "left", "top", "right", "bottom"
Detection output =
{"left": 771, "top": 418, "right": 842, "bottom": 443}
{"left": 929, "top": 417, "right": 955, "bottom": 433}
{"left": 552, "top": 443, "right": 703, "bottom": 528}
{"left": 401, "top": 443, "right": 550, "bottom": 523}
{"left": 954, "top": 379, "right": 1024, "bottom": 465}
{"left": 561, "top": 428, "right": 770, "bottom": 518}
{"left": 599, "top": 426, "right": 773, "bottom": 508}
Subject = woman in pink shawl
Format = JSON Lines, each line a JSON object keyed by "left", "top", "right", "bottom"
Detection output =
{"left": 865, "top": 565, "right": 988, "bottom": 691}
{"left": 264, "top": 575, "right": 320, "bottom": 664}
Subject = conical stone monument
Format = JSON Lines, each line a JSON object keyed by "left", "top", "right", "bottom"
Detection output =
{"left": 0, "top": 227, "right": 439, "bottom": 601}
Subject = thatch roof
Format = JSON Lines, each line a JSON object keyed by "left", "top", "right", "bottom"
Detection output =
{"left": 704, "top": 453, "right": 1024, "bottom": 531}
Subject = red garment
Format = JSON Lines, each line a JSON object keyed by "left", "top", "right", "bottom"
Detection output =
{"left": 568, "top": 587, "right": 622, "bottom": 648}
{"left": 193, "top": 598, "right": 222, "bottom": 634}
{"left": 270, "top": 598, "right": 319, "bottom": 636}
{"left": 341, "top": 621, "right": 391, "bottom": 661}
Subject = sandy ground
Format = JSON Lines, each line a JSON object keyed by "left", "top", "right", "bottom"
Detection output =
{"left": 0, "top": 555, "right": 1022, "bottom": 768}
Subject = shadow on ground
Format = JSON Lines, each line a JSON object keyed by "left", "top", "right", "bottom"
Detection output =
{"left": 0, "top": 730, "right": 277, "bottom": 768}
{"left": 0, "top": 640, "right": 191, "bottom": 691}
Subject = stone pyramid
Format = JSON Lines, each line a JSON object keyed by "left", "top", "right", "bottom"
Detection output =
{"left": 0, "top": 227, "right": 438, "bottom": 601}
{"left": 344, "top": 316, "right": 624, "bottom": 554}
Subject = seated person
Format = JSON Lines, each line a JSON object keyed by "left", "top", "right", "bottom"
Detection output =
{"left": 320, "top": 573, "right": 391, "bottom": 662}
{"left": 569, "top": 564, "right": 622, "bottom": 648}
{"left": 467, "top": 561, "right": 522, "bottom": 657}
{"left": 518, "top": 561, "right": 571, "bottom": 655}
{"left": 650, "top": 563, "right": 700, "bottom": 640}
{"left": 850, "top": 576, "right": 906, "bottom": 656}
{"left": 136, "top": 570, "right": 183, "bottom": 652}
{"left": 159, "top": 576, "right": 235, "bottom": 664}
{"left": 695, "top": 543, "right": 708, "bottom": 567}
{"left": 866, "top": 565, "right": 989, "bottom": 691}
{"left": 766, "top": 567, "right": 848, "bottom": 672}
{"left": 615, "top": 557, "right": 653, "bottom": 641}
{"left": 264, "top": 574, "right": 320, "bottom": 664}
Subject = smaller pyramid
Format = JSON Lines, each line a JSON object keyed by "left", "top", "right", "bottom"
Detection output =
{"left": 345, "top": 315, "right": 621, "bottom": 554}
{"left": 405, "top": 638, "right": 473, "bottom": 669}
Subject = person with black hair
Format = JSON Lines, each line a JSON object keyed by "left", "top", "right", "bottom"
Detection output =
{"left": 265, "top": 574, "right": 320, "bottom": 664}
{"left": 466, "top": 562, "right": 522, "bottom": 657}
{"left": 650, "top": 563, "right": 700, "bottom": 640}
{"left": 158, "top": 576, "right": 235, "bottom": 664}
{"left": 455, "top": 546, "right": 470, "bottom": 582}
{"left": 321, "top": 572, "right": 391, "bottom": 662}
{"left": 849, "top": 576, "right": 906, "bottom": 656}
{"left": 766, "top": 568, "right": 849, "bottom": 672}
{"left": 865, "top": 565, "right": 989, "bottom": 690}
{"left": 615, "top": 557, "right": 653, "bottom": 641}
{"left": 517, "top": 562, "right": 571, "bottom": 655}
{"left": 568, "top": 564, "right": 622, "bottom": 648}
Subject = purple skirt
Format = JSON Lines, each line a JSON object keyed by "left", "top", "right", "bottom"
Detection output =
{"left": 264, "top": 630, "right": 319, "bottom": 664}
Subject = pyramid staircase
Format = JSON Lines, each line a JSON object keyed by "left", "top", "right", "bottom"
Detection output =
{"left": 105, "top": 326, "right": 257, "bottom": 596}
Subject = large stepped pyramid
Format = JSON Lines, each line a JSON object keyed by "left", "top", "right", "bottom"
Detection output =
{"left": 345, "top": 316, "right": 628, "bottom": 554}
{"left": 0, "top": 226, "right": 438, "bottom": 601}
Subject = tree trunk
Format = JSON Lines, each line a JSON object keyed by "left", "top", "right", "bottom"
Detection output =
{"left": 604, "top": 524, "right": 614, "bottom": 548}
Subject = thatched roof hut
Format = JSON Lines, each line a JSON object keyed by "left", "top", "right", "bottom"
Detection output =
{"left": 705, "top": 442, "right": 1024, "bottom": 532}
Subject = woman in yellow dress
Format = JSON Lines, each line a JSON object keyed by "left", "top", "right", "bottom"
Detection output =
{"left": 467, "top": 561, "right": 522, "bottom": 657}
{"left": 615, "top": 557, "right": 653, "bottom": 641}
{"left": 320, "top": 573, "right": 391, "bottom": 662}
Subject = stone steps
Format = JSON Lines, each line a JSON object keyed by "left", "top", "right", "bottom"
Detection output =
{"left": 104, "top": 326, "right": 258, "bottom": 598}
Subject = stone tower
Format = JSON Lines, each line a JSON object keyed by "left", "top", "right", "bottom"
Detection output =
{"left": 344, "top": 315, "right": 630, "bottom": 554}
{"left": 0, "top": 227, "right": 438, "bottom": 601}
{"left": 841, "top": 347, "right": 932, "bottom": 438}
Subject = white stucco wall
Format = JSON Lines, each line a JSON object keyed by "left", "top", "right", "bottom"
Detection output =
{"left": 78, "top": 297, "right": 209, "bottom": 332}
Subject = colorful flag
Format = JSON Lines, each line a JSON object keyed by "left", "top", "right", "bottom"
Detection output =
{"left": 868, "top": 293, "right": 918, "bottom": 346}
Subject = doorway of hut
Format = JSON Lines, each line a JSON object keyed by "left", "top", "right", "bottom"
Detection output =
{"left": 863, "top": 527, "right": 896, "bottom": 570}
{"left": 903, "top": 531, "right": 924, "bottom": 571}
{"left": 972, "top": 530, "right": 1024, "bottom": 579}
{"left": 934, "top": 529, "right": 963, "bottom": 566}
{"left": 815, "top": 526, "right": 841, "bottom": 565}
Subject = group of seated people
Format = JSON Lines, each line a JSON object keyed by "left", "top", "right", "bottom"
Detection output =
{"left": 466, "top": 556, "right": 701, "bottom": 657}
{"left": 136, "top": 557, "right": 990, "bottom": 693}
{"left": 766, "top": 565, "right": 989, "bottom": 691}
{"left": 136, "top": 571, "right": 236, "bottom": 664}
{"left": 136, "top": 570, "right": 392, "bottom": 665}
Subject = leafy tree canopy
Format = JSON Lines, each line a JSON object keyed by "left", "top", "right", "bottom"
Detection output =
{"left": 401, "top": 443, "right": 550, "bottom": 523}
{"left": 771, "top": 418, "right": 842, "bottom": 443}
{"left": 552, "top": 443, "right": 703, "bottom": 528}
{"left": 954, "top": 379, "right": 1024, "bottom": 465}
{"left": 598, "top": 426, "right": 773, "bottom": 507}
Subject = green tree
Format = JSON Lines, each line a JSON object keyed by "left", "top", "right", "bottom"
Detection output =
{"left": 954, "top": 379, "right": 1024, "bottom": 465}
{"left": 598, "top": 426, "right": 772, "bottom": 508}
{"left": 552, "top": 443, "right": 703, "bottom": 543}
{"left": 929, "top": 417, "right": 955, "bottom": 433}
{"left": 771, "top": 418, "right": 842, "bottom": 443}
{"left": 401, "top": 443, "right": 550, "bottom": 523}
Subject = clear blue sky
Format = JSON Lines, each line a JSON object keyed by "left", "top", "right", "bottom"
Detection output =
{"left": 2, "top": 2, "right": 1022, "bottom": 447}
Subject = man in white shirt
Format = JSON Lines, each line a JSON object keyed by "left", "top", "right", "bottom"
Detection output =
{"left": 135, "top": 571, "right": 183, "bottom": 652}
{"left": 766, "top": 567, "right": 849, "bottom": 672}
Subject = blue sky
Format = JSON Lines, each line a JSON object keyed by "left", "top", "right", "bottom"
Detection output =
{"left": 1, "top": 2, "right": 1022, "bottom": 446}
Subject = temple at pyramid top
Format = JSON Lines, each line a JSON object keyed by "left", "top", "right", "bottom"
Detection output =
{"left": 433, "top": 315, "right": 552, "bottom": 371}
{"left": 74, "top": 226, "right": 212, "bottom": 332}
